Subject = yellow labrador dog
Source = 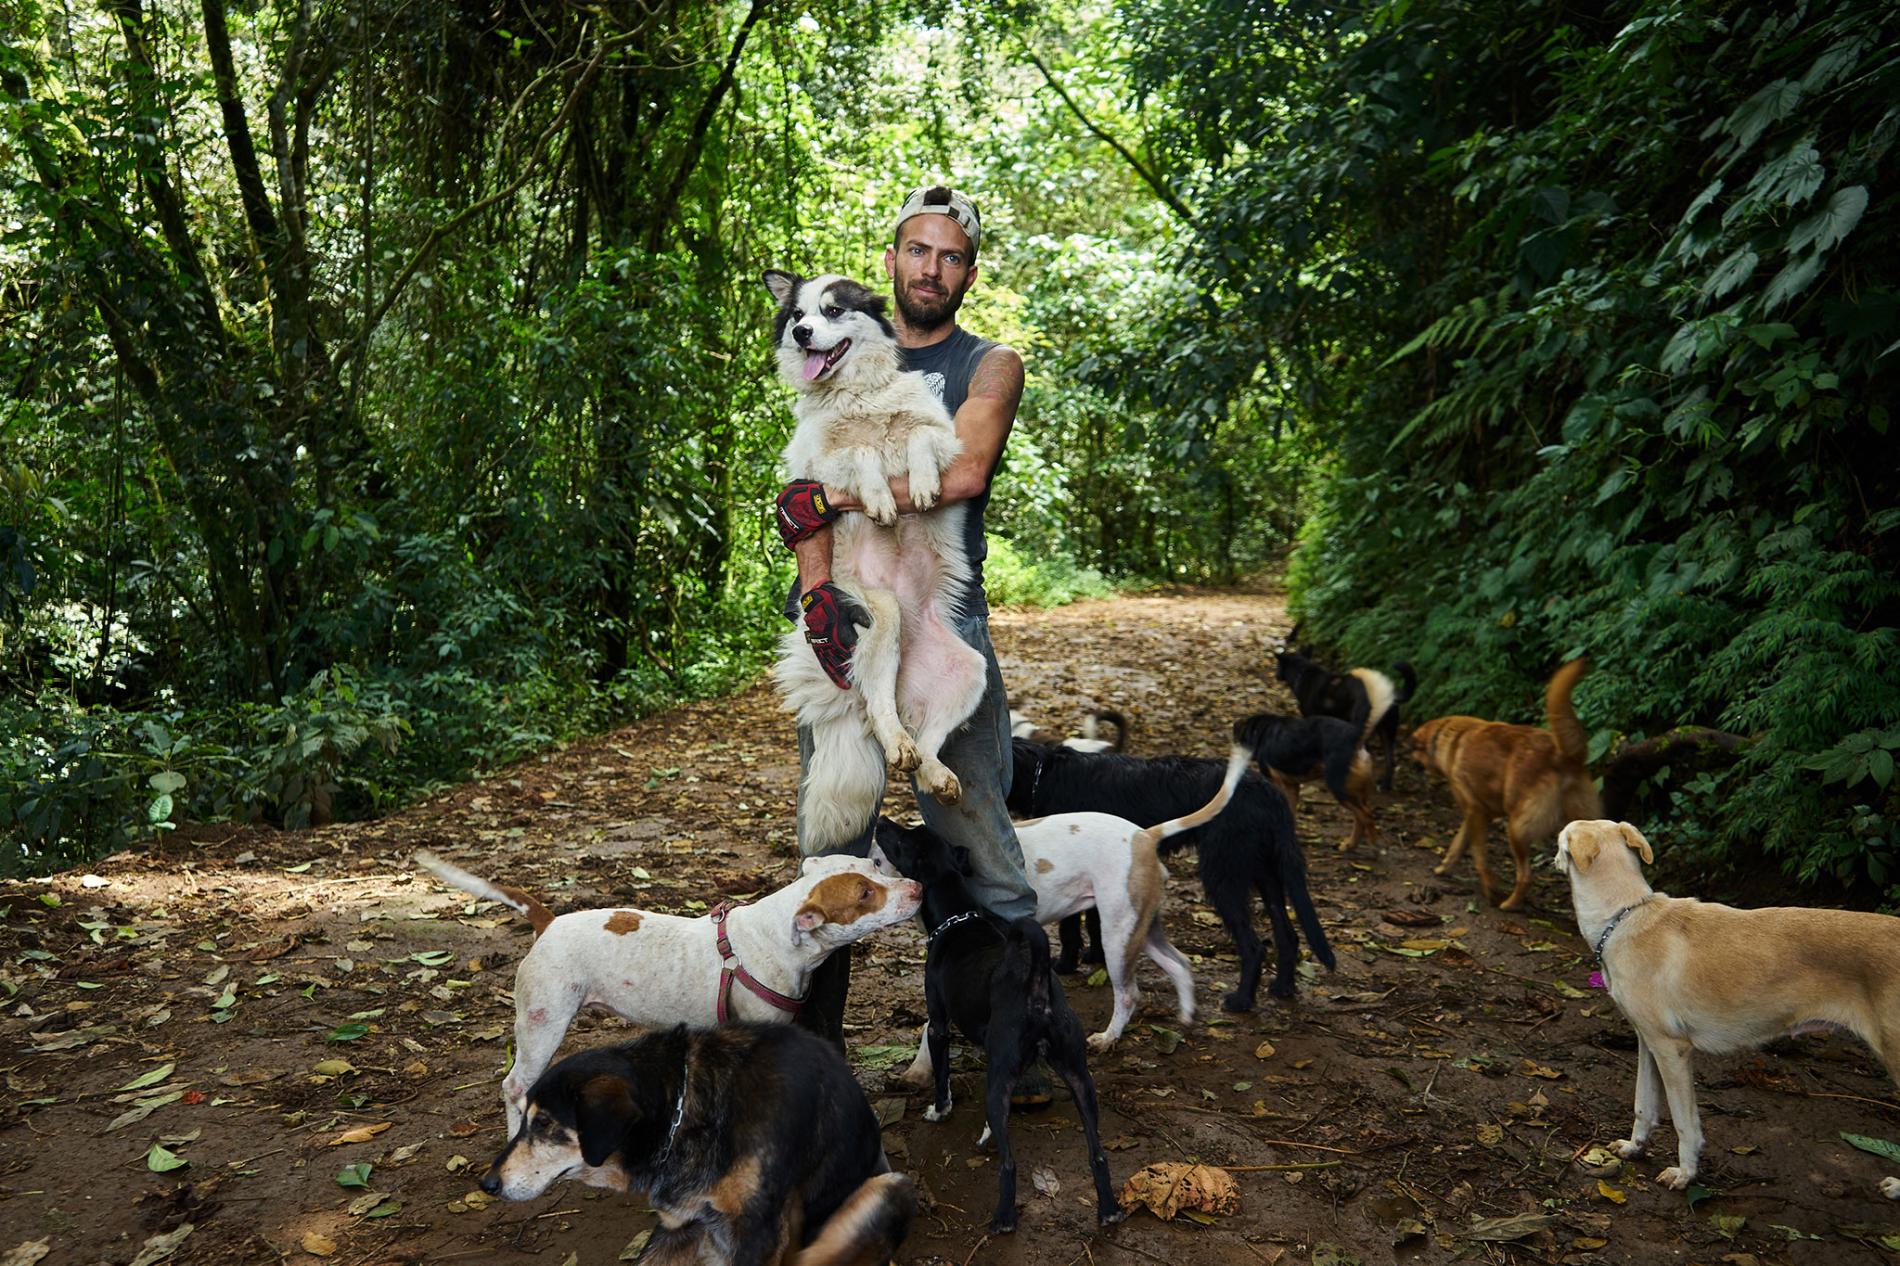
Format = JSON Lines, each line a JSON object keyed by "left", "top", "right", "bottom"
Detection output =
{"left": 1555, "top": 819, "right": 1900, "bottom": 1197}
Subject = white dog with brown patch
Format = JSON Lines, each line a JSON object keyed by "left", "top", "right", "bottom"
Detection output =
{"left": 1556, "top": 819, "right": 1900, "bottom": 1197}
{"left": 414, "top": 850, "right": 921, "bottom": 1132}
{"left": 764, "top": 269, "right": 987, "bottom": 851}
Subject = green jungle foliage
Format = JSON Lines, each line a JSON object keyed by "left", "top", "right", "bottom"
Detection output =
{"left": 1119, "top": 0, "right": 1900, "bottom": 893}
{"left": 5, "top": 0, "right": 1893, "bottom": 896}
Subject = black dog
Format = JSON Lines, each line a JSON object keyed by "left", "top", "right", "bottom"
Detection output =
{"left": 1010, "top": 738, "right": 1335, "bottom": 1010}
{"left": 1231, "top": 711, "right": 1380, "bottom": 850}
{"left": 1274, "top": 645, "right": 1416, "bottom": 790}
{"left": 870, "top": 817, "right": 1124, "bottom": 1235}
{"left": 482, "top": 1023, "right": 914, "bottom": 1264}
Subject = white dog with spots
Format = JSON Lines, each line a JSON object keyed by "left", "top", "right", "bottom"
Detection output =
{"left": 414, "top": 850, "right": 922, "bottom": 1131}
{"left": 765, "top": 269, "right": 987, "bottom": 851}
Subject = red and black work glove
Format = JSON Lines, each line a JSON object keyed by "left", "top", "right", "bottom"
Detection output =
{"left": 775, "top": 479, "right": 841, "bottom": 551}
{"left": 800, "top": 582, "right": 870, "bottom": 690}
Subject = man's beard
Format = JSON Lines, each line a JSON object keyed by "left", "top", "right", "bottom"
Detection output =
{"left": 895, "top": 278, "right": 965, "bottom": 331}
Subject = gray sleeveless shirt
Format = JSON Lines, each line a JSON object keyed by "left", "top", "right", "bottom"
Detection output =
{"left": 783, "top": 324, "right": 1003, "bottom": 620}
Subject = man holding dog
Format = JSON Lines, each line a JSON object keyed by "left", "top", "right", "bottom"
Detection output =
{"left": 773, "top": 186, "right": 1037, "bottom": 1046}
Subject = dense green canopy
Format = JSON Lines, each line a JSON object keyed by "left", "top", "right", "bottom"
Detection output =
{"left": 2, "top": 1, "right": 1894, "bottom": 890}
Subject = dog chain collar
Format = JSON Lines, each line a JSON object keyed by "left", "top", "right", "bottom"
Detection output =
{"left": 655, "top": 1054, "right": 690, "bottom": 1164}
{"left": 710, "top": 901, "right": 805, "bottom": 1022}
{"left": 1591, "top": 898, "right": 1650, "bottom": 972}
{"left": 927, "top": 909, "right": 985, "bottom": 946}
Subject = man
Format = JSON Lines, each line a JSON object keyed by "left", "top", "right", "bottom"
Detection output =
{"left": 774, "top": 186, "right": 1037, "bottom": 1047}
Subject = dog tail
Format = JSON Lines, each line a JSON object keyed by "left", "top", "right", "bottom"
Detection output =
{"left": 1012, "top": 916, "right": 1057, "bottom": 1020}
{"left": 1084, "top": 709, "right": 1128, "bottom": 751}
{"left": 413, "top": 851, "right": 555, "bottom": 936}
{"left": 1277, "top": 826, "right": 1336, "bottom": 970}
{"left": 1153, "top": 744, "right": 1253, "bottom": 842}
{"left": 1545, "top": 657, "right": 1592, "bottom": 766}
{"left": 799, "top": 726, "right": 887, "bottom": 854}
{"left": 1348, "top": 668, "right": 1397, "bottom": 741}
{"left": 1390, "top": 661, "right": 1417, "bottom": 703}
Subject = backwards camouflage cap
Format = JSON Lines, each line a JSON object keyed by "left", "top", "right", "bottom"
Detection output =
{"left": 893, "top": 186, "right": 981, "bottom": 251}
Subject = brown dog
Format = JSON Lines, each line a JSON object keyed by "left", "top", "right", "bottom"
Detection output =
{"left": 1557, "top": 820, "right": 1900, "bottom": 1198}
{"left": 1411, "top": 658, "right": 1600, "bottom": 910}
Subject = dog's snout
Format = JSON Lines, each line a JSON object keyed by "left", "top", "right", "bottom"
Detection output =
{"left": 792, "top": 324, "right": 812, "bottom": 347}
{"left": 479, "top": 1167, "right": 502, "bottom": 1196}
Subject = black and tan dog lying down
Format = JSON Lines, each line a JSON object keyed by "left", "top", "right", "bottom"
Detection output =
{"left": 482, "top": 1023, "right": 913, "bottom": 1264}
{"left": 1009, "top": 737, "right": 1335, "bottom": 1010}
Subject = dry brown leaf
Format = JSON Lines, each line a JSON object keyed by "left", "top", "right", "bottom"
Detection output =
{"left": 329, "top": 1122, "right": 392, "bottom": 1146}
{"left": 1118, "top": 1162, "right": 1240, "bottom": 1221}
{"left": 299, "top": 1231, "right": 337, "bottom": 1258}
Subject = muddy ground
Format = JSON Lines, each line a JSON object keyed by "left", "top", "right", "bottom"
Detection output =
{"left": 5, "top": 581, "right": 1900, "bottom": 1266}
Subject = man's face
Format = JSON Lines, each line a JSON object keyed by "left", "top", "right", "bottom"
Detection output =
{"left": 884, "top": 214, "right": 977, "bottom": 331}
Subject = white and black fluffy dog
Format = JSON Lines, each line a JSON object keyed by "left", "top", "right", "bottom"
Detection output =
{"left": 765, "top": 270, "right": 987, "bottom": 850}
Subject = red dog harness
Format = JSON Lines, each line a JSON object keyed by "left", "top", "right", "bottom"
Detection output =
{"left": 711, "top": 901, "right": 805, "bottom": 1023}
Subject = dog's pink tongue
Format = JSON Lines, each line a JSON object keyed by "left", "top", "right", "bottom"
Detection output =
{"left": 802, "top": 350, "right": 827, "bottom": 382}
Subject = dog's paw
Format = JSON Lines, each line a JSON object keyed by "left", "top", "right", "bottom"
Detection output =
{"left": 989, "top": 1215, "right": 1018, "bottom": 1235}
{"left": 1656, "top": 1165, "right": 1695, "bottom": 1190}
{"left": 1086, "top": 1031, "right": 1116, "bottom": 1053}
{"left": 863, "top": 492, "right": 900, "bottom": 526}
{"left": 1336, "top": 837, "right": 1354, "bottom": 852}
{"left": 920, "top": 762, "right": 961, "bottom": 804}
{"left": 923, "top": 1097, "right": 952, "bottom": 1123}
{"left": 897, "top": 1062, "right": 933, "bottom": 1090}
{"left": 1498, "top": 893, "right": 1526, "bottom": 911}
{"left": 1431, "top": 862, "right": 1450, "bottom": 876}
{"left": 1880, "top": 1176, "right": 1900, "bottom": 1200}
{"left": 885, "top": 734, "right": 921, "bottom": 774}
{"left": 976, "top": 1123, "right": 991, "bottom": 1147}
{"left": 1222, "top": 990, "right": 1256, "bottom": 1013}
{"left": 910, "top": 474, "right": 941, "bottom": 511}
{"left": 1098, "top": 1202, "right": 1130, "bottom": 1227}
{"left": 1611, "top": 1138, "right": 1645, "bottom": 1160}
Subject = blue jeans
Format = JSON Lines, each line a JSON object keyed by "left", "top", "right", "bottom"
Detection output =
{"left": 796, "top": 614, "right": 1036, "bottom": 921}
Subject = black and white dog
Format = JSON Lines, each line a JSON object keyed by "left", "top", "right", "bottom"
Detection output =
{"left": 1009, "top": 739, "right": 1336, "bottom": 1011}
{"left": 482, "top": 1023, "right": 915, "bottom": 1263}
{"left": 870, "top": 817, "right": 1124, "bottom": 1235}
{"left": 1274, "top": 644, "right": 1416, "bottom": 791}
{"left": 764, "top": 270, "right": 984, "bottom": 850}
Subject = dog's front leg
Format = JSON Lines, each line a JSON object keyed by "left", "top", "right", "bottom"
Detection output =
{"left": 1613, "top": 1032, "right": 1662, "bottom": 1161}
{"left": 921, "top": 986, "right": 954, "bottom": 1122}
{"left": 1647, "top": 1035, "right": 1703, "bottom": 1189}
{"left": 848, "top": 448, "right": 899, "bottom": 525}
{"left": 905, "top": 426, "right": 945, "bottom": 511}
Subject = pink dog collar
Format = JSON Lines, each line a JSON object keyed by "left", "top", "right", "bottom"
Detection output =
{"left": 711, "top": 901, "right": 805, "bottom": 1022}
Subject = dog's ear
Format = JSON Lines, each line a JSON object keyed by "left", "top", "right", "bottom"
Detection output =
{"left": 762, "top": 269, "right": 799, "bottom": 306}
{"left": 793, "top": 900, "right": 828, "bottom": 939}
{"left": 1617, "top": 821, "right": 1654, "bottom": 865}
{"left": 576, "top": 1075, "right": 636, "bottom": 1168}
{"left": 1560, "top": 823, "right": 1601, "bottom": 871}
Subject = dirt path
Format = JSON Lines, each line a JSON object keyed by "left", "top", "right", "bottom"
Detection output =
{"left": 4, "top": 582, "right": 1897, "bottom": 1265}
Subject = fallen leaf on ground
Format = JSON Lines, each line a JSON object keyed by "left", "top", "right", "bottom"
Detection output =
{"left": 117, "top": 1063, "right": 176, "bottom": 1092}
{"left": 1517, "top": 1059, "right": 1562, "bottom": 1080}
{"left": 1597, "top": 1179, "right": 1627, "bottom": 1204}
{"left": 1118, "top": 1162, "right": 1239, "bottom": 1221}
{"left": 1463, "top": 1212, "right": 1560, "bottom": 1240}
{"left": 144, "top": 1144, "right": 188, "bottom": 1173}
{"left": 1842, "top": 1132, "right": 1900, "bottom": 1164}
{"left": 1031, "top": 1165, "right": 1060, "bottom": 1197}
{"left": 300, "top": 1232, "right": 336, "bottom": 1257}
{"left": 1254, "top": 1040, "right": 1276, "bottom": 1059}
{"left": 0, "top": 1241, "right": 51, "bottom": 1266}
{"left": 127, "top": 1224, "right": 193, "bottom": 1266}
{"left": 329, "top": 1122, "right": 391, "bottom": 1146}
{"left": 618, "top": 1231, "right": 652, "bottom": 1261}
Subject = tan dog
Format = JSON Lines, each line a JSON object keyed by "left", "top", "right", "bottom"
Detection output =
{"left": 1410, "top": 657, "right": 1599, "bottom": 909}
{"left": 1556, "top": 819, "right": 1900, "bottom": 1197}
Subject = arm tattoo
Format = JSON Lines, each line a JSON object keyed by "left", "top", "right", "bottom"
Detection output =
{"left": 968, "top": 347, "right": 1025, "bottom": 408}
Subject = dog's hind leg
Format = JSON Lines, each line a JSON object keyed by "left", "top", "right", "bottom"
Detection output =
{"left": 981, "top": 1061, "right": 1020, "bottom": 1233}
{"left": 1142, "top": 918, "right": 1197, "bottom": 1025}
{"left": 789, "top": 1172, "right": 918, "bottom": 1266}
{"left": 853, "top": 590, "right": 920, "bottom": 774}
{"left": 1613, "top": 1033, "right": 1662, "bottom": 1162}
{"left": 897, "top": 1023, "right": 933, "bottom": 1090}
{"left": 1056, "top": 914, "right": 1085, "bottom": 975}
{"left": 1089, "top": 891, "right": 1146, "bottom": 1050}
{"left": 1048, "top": 1013, "right": 1129, "bottom": 1227}
{"left": 1210, "top": 875, "right": 1268, "bottom": 1011}
{"left": 1648, "top": 1034, "right": 1703, "bottom": 1189}
{"left": 1499, "top": 820, "right": 1535, "bottom": 911}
